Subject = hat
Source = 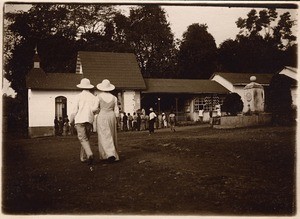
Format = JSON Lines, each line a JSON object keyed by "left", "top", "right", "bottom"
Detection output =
{"left": 77, "top": 78, "right": 94, "bottom": 89}
{"left": 96, "top": 79, "right": 115, "bottom": 91}
{"left": 149, "top": 108, "right": 153, "bottom": 111}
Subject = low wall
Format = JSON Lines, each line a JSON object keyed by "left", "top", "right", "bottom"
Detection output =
{"left": 29, "top": 126, "right": 54, "bottom": 138}
{"left": 213, "top": 113, "right": 272, "bottom": 129}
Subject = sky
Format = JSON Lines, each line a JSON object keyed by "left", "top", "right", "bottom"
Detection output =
{"left": 4, "top": 2, "right": 298, "bottom": 46}
{"left": 2, "top": 1, "right": 299, "bottom": 97}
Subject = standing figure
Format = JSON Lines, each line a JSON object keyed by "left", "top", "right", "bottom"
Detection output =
{"left": 70, "top": 78, "right": 97, "bottom": 167}
{"left": 145, "top": 114, "right": 149, "bottom": 130}
{"left": 54, "top": 117, "right": 59, "bottom": 135}
{"left": 140, "top": 113, "right": 146, "bottom": 131}
{"left": 137, "top": 113, "right": 141, "bottom": 131}
{"left": 95, "top": 79, "right": 119, "bottom": 163}
{"left": 128, "top": 113, "right": 133, "bottom": 131}
{"left": 132, "top": 112, "right": 138, "bottom": 131}
{"left": 63, "top": 115, "right": 70, "bottom": 136}
{"left": 149, "top": 108, "right": 157, "bottom": 135}
{"left": 123, "top": 112, "right": 128, "bottom": 131}
{"left": 119, "top": 111, "right": 124, "bottom": 131}
{"left": 169, "top": 110, "right": 176, "bottom": 132}
{"left": 162, "top": 112, "right": 168, "bottom": 128}
{"left": 58, "top": 117, "right": 64, "bottom": 136}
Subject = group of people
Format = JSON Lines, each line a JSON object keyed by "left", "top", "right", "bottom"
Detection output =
{"left": 70, "top": 78, "right": 120, "bottom": 169}
{"left": 118, "top": 110, "right": 176, "bottom": 133}
{"left": 54, "top": 116, "right": 75, "bottom": 136}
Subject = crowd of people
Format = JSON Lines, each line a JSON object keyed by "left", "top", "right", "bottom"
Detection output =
{"left": 54, "top": 78, "right": 177, "bottom": 171}
{"left": 117, "top": 109, "right": 176, "bottom": 133}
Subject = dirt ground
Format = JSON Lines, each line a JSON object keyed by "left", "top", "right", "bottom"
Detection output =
{"left": 2, "top": 124, "right": 296, "bottom": 216}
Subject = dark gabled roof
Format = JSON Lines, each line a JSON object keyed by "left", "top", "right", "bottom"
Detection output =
{"left": 26, "top": 70, "right": 83, "bottom": 90}
{"left": 78, "top": 51, "right": 146, "bottom": 90}
{"left": 212, "top": 72, "right": 274, "bottom": 85}
{"left": 143, "top": 79, "right": 229, "bottom": 94}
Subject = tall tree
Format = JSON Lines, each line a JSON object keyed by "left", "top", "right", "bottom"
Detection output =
{"left": 177, "top": 23, "right": 217, "bottom": 79}
{"left": 124, "top": 5, "right": 177, "bottom": 78}
{"left": 218, "top": 8, "right": 297, "bottom": 73}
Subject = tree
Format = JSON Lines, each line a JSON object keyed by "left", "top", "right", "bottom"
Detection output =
{"left": 218, "top": 8, "right": 297, "bottom": 73}
{"left": 177, "top": 23, "right": 217, "bottom": 79}
{"left": 4, "top": 3, "right": 121, "bottom": 132}
{"left": 267, "top": 74, "right": 294, "bottom": 125}
{"left": 125, "top": 5, "right": 177, "bottom": 78}
{"left": 222, "top": 93, "right": 244, "bottom": 116}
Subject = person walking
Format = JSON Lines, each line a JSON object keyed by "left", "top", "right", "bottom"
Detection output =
{"left": 169, "top": 110, "right": 176, "bottom": 132}
{"left": 95, "top": 79, "right": 120, "bottom": 163}
{"left": 149, "top": 107, "right": 157, "bottom": 135}
{"left": 70, "top": 78, "right": 97, "bottom": 168}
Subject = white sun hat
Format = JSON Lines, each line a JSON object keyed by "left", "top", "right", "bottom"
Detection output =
{"left": 96, "top": 79, "right": 115, "bottom": 91}
{"left": 76, "top": 78, "right": 94, "bottom": 89}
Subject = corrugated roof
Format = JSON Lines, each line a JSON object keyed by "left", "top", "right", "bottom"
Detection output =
{"left": 26, "top": 70, "right": 83, "bottom": 90}
{"left": 78, "top": 51, "right": 146, "bottom": 90}
{"left": 213, "top": 72, "right": 274, "bottom": 85}
{"left": 143, "top": 79, "right": 229, "bottom": 94}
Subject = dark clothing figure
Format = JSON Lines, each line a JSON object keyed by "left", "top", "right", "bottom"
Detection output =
{"left": 137, "top": 113, "right": 141, "bottom": 131}
{"left": 63, "top": 116, "right": 70, "bottom": 136}
{"left": 54, "top": 117, "right": 59, "bottom": 135}
{"left": 128, "top": 113, "right": 133, "bottom": 131}
{"left": 58, "top": 117, "right": 64, "bottom": 136}
{"left": 123, "top": 113, "right": 128, "bottom": 131}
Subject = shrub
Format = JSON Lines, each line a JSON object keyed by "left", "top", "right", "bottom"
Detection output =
{"left": 267, "top": 74, "right": 295, "bottom": 126}
{"left": 222, "top": 93, "right": 244, "bottom": 116}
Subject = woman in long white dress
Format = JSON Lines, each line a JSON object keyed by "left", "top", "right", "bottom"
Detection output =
{"left": 95, "top": 79, "right": 119, "bottom": 162}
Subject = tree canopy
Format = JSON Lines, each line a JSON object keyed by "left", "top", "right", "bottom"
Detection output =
{"left": 218, "top": 8, "right": 297, "bottom": 73}
{"left": 177, "top": 23, "right": 217, "bottom": 79}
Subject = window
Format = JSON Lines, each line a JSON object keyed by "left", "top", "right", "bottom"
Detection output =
{"left": 194, "top": 95, "right": 223, "bottom": 112}
{"left": 55, "top": 96, "right": 67, "bottom": 120}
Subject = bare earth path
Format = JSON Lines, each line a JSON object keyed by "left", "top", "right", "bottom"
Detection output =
{"left": 2, "top": 125, "right": 296, "bottom": 216}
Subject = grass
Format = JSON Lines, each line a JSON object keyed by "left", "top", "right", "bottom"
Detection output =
{"left": 2, "top": 124, "right": 296, "bottom": 216}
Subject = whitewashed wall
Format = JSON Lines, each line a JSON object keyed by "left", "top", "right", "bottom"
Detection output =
{"left": 123, "top": 90, "right": 141, "bottom": 115}
{"left": 28, "top": 89, "right": 79, "bottom": 127}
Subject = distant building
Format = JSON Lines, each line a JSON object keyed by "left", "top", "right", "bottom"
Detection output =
{"left": 142, "top": 78, "right": 229, "bottom": 122}
{"left": 278, "top": 66, "right": 298, "bottom": 107}
{"left": 26, "top": 49, "right": 297, "bottom": 137}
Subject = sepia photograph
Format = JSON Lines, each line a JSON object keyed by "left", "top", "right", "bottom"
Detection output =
{"left": 2, "top": 0, "right": 298, "bottom": 217}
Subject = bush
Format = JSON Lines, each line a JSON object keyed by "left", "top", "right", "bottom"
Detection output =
{"left": 267, "top": 74, "right": 295, "bottom": 126}
{"left": 222, "top": 93, "right": 244, "bottom": 116}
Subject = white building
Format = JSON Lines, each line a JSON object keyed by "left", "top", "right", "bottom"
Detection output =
{"left": 26, "top": 50, "right": 146, "bottom": 137}
{"left": 278, "top": 66, "right": 298, "bottom": 107}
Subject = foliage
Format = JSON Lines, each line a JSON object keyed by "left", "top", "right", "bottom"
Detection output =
{"left": 177, "top": 23, "right": 217, "bottom": 79}
{"left": 218, "top": 8, "right": 297, "bottom": 73}
{"left": 267, "top": 73, "right": 295, "bottom": 125}
{"left": 222, "top": 93, "right": 244, "bottom": 116}
{"left": 125, "top": 5, "right": 178, "bottom": 78}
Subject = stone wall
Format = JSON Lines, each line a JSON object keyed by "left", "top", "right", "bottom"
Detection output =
{"left": 213, "top": 113, "right": 272, "bottom": 129}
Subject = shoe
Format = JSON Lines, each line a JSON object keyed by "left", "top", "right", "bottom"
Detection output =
{"left": 87, "top": 155, "right": 94, "bottom": 166}
{"left": 107, "top": 156, "right": 116, "bottom": 163}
